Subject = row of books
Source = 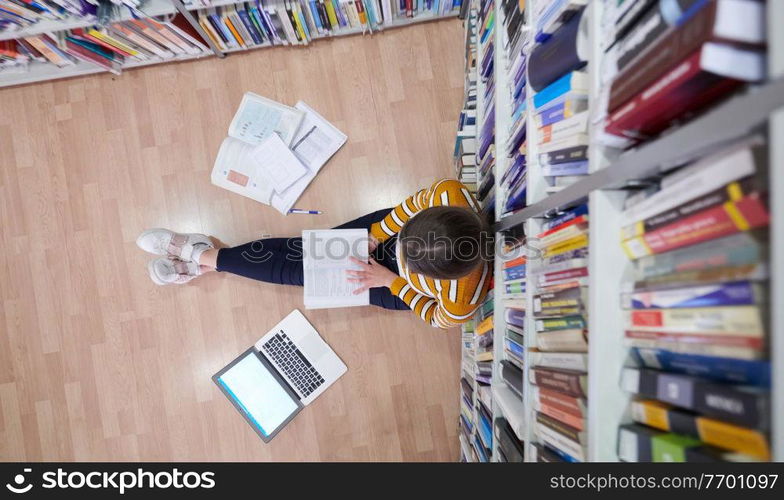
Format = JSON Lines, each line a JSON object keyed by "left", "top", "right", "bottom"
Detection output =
{"left": 453, "top": 7, "right": 477, "bottom": 192}
{"left": 600, "top": 0, "right": 767, "bottom": 146}
{"left": 0, "top": 14, "right": 208, "bottom": 75}
{"left": 527, "top": 3, "right": 589, "bottom": 195}
{"left": 0, "top": 0, "right": 137, "bottom": 35}
{"left": 617, "top": 141, "right": 772, "bottom": 462}
{"left": 459, "top": 290, "right": 496, "bottom": 462}
{"left": 474, "top": 0, "right": 494, "bottom": 217}
{"left": 498, "top": 0, "right": 525, "bottom": 214}
{"left": 526, "top": 200, "right": 590, "bottom": 462}
{"left": 457, "top": 4, "right": 483, "bottom": 463}
{"left": 196, "top": 0, "right": 461, "bottom": 50}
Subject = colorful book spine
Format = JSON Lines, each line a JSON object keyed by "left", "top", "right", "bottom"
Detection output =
{"left": 621, "top": 177, "right": 756, "bottom": 241}
{"left": 621, "top": 368, "right": 769, "bottom": 428}
{"left": 622, "top": 192, "right": 769, "bottom": 259}
{"left": 617, "top": 424, "right": 743, "bottom": 462}
{"left": 626, "top": 305, "right": 764, "bottom": 336}
{"left": 533, "top": 71, "right": 587, "bottom": 110}
{"left": 632, "top": 347, "right": 771, "bottom": 387}
{"left": 530, "top": 366, "right": 588, "bottom": 398}
{"left": 624, "top": 280, "right": 762, "bottom": 310}
{"left": 536, "top": 315, "right": 585, "bottom": 332}
{"left": 631, "top": 399, "right": 770, "bottom": 460}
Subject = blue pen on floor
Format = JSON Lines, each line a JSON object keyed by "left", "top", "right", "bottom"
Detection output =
{"left": 289, "top": 208, "right": 323, "bottom": 215}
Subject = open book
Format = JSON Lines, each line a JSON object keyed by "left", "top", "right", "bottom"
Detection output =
{"left": 271, "top": 101, "right": 348, "bottom": 214}
{"left": 211, "top": 93, "right": 347, "bottom": 214}
{"left": 302, "top": 229, "right": 370, "bottom": 309}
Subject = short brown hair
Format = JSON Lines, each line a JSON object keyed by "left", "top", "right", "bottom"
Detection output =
{"left": 398, "top": 206, "right": 492, "bottom": 279}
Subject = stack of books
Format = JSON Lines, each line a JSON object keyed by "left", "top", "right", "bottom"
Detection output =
{"left": 617, "top": 142, "right": 771, "bottom": 462}
{"left": 500, "top": 249, "right": 524, "bottom": 401}
{"left": 528, "top": 200, "right": 589, "bottom": 462}
{"left": 3, "top": 15, "right": 209, "bottom": 75}
{"left": 473, "top": 296, "right": 494, "bottom": 461}
{"left": 601, "top": 0, "right": 767, "bottom": 146}
{"left": 499, "top": 0, "right": 526, "bottom": 214}
{"left": 454, "top": 9, "right": 478, "bottom": 191}
{"left": 0, "top": 0, "right": 99, "bottom": 35}
{"left": 475, "top": 0, "right": 495, "bottom": 216}
{"left": 527, "top": 3, "right": 589, "bottom": 194}
{"left": 194, "top": 0, "right": 462, "bottom": 49}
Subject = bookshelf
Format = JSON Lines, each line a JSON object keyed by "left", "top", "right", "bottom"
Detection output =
{"left": 0, "top": 1, "right": 460, "bottom": 88}
{"left": 459, "top": 0, "right": 784, "bottom": 462}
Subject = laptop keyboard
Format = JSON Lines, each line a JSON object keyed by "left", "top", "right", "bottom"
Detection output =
{"left": 262, "top": 331, "right": 325, "bottom": 398}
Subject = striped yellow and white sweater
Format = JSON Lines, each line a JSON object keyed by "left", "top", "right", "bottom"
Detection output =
{"left": 370, "top": 179, "right": 491, "bottom": 329}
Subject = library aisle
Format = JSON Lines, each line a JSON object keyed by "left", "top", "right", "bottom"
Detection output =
{"left": 0, "top": 18, "right": 467, "bottom": 461}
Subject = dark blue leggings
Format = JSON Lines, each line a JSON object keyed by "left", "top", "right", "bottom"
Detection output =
{"left": 216, "top": 208, "right": 409, "bottom": 310}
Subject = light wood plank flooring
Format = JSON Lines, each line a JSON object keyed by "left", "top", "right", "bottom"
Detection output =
{"left": 0, "top": 19, "right": 467, "bottom": 461}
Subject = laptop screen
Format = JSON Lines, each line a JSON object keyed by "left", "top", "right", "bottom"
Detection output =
{"left": 216, "top": 352, "right": 299, "bottom": 437}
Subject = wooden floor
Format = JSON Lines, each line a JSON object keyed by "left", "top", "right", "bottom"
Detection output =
{"left": 0, "top": 19, "right": 467, "bottom": 461}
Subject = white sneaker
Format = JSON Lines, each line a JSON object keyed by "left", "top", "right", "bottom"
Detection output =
{"left": 147, "top": 257, "right": 204, "bottom": 285}
{"left": 136, "top": 228, "right": 213, "bottom": 262}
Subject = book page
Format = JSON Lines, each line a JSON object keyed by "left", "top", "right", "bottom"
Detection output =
{"left": 270, "top": 102, "right": 348, "bottom": 214}
{"left": 210, "top": 137, "right": 274, "bottom": 205}
{"left": 302, "top": 229, "right": 370, "bottom": 309}
{"left": 251, "top": 133, "right": 309, "bottom": 195}
{"left": 228, "top": 92, "right": 305, "bottom": 146}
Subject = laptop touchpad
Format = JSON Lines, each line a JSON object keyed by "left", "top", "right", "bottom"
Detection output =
{"left": 300, "top": 337, "right": 330, "bottom": 363}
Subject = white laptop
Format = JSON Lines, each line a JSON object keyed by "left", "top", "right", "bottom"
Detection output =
{"left": 213, "top": 310, "right": 347, "bottom": 442}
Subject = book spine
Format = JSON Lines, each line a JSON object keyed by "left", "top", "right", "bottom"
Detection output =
{"left": 64, "top": 40, "right": 119, "bottom": 74}
{"left": 622, "top": 193, "right": 769, "bottom": 259}
{"left": 609, "top": 0, "right": 718, "bottom": 112}
{"left": 631, "top": 400, "right": 770, "bottom": 460}
{"left": 531, "top": 257, "right": 588, "bottom": 276}
{"left": 625, "top": 280, "right": 760, "bottom": 309}
{"left": 533, "top": 72, "right": 578, "bottom": 110}
{"left": 625, "top": 330, "right": 765, "bottom": 359}
{"left": 626, "top": 306, "right": 764, "bottom": 336}
{"left": 614, "top": 1, "right": 673, "bottom": 73}
{"left": 537, "top": 411, "right": 585, "bottom": 445}
{"left": 605, "top": 51, "right": 743, "bottom": 141}
{"left": 621, "top": 177, "right": 754, "bottom": 240}
{"left": 539, "top": 145, "right": 588, "bottom": 166}
{"left": 531, "top": 367, "right": 587, "bottom": 398}
{"left": 537, "top": 315, "right": 585, "bottom": 332}
{"left": 539, "top": 267, "right": 588, "bottom": 285}
{"left": 535, "top": 421, "right": 585, "bottom": 462}
{"left": 622, "top": 368, "right": 768, "bottom": 428}
{"left": 633, "top": 346, "right": 771, "bottom": 388}
{"left": 503, "top": 266, "right": 526, "bottom": 280}
{"left": 617, "top": 424, "right": 660, "bottom": 462}
{"left": 536, "top": 330, "right": 588, "bottom": 353}
{"left": 238, "top": 8, "right": 264, "bottom": 44}
{"left": 532, "top": 352, "right": 588, "bottom": 372}
{"left": 542, "top": 205, "right": 589, "bottom": 232}
{"left": 535, "top": 387, "right": 586, "bottom": 418}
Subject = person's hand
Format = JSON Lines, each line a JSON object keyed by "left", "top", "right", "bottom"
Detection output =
{"left": 346, "top": 256, "right": 397, "bottom": 294}
{"left": 368, "top": 234, "right": 380, "bottom": 254}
